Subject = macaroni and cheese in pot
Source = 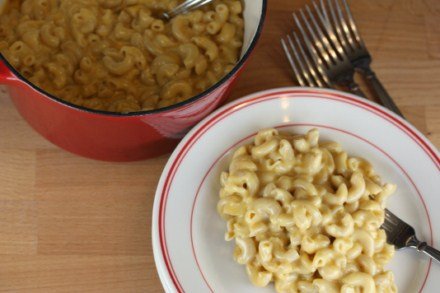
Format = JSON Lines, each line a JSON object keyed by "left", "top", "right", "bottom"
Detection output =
{"left": 0, "top": 0, "right": 244, "bottom": 112}
{"left": 218, "top": 129, "right": 397, "bottom": 293}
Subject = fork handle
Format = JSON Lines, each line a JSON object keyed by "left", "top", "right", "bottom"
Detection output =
{"left": 347, "top": 81, "right": 367, "bottom": 99}
{"left": 417, "top": 242, "right": 440, "bottom": 264}
{"left": 361, "top": 68, "right": 404, "bottom": 118}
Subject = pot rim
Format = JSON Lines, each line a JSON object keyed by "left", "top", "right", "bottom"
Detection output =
{"left": 0, "top": 0, "right": 268, "bottom": 117}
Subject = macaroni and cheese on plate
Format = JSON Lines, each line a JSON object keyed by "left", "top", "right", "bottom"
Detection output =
{"left": 0, "top": 0, "right": 244, "bottom": 112}
{"left": 152, "top": 88, "right": 438, "bottom": 292}
{"left": 218, "top": 128, "right": 397, "bottom": 292}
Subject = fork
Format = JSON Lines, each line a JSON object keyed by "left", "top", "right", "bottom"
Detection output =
{"left": 319, "top": 0, "right": 404, "bottom": 117}
{"left": 382, "top": 209, "right": 440, "bottom": 263}
{"left": 162, "top": 0, "right": 214, "bottom": 20}
{"left": 282, "top": 4, "right": 366, "bottom": 97}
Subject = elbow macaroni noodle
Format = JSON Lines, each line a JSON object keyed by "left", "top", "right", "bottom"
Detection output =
{"left": 218, "top": 129, "right": 397, "bottom": 293}
{"left": 0, "top": 0, "right": 244, "bottom": 112}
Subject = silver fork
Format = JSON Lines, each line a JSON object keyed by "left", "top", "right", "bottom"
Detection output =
{"left": 383, "top": 209, "right": 440, "bottom": 263}
{"left": 320, "top": 0, "right": 404, "bottom": 117}
{"left": 162, "top": 0, "right": 214, "bottom": 20}
{"left": 282, "top": 4, "right": 366, "bottom": 97}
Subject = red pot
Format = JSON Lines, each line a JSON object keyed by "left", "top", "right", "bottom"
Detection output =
{"left": 0, "top": 0, "right": 267, "bottom": 162}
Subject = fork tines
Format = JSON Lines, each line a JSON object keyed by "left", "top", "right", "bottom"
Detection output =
{"left": 382, "top": 208, "right": 418, "bottom": 249}
{"left": 319, "top": 0, "right": 367, "bottom": 56}
{"left": 281, "top": 1, "right": 357, "bottom": 90}
{"left": 281, "top": 32, "right": 326, "bottom": 88}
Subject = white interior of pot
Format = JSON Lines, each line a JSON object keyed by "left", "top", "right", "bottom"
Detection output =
{"left": 241, "top": 0, "right": 265, "bottom": 58}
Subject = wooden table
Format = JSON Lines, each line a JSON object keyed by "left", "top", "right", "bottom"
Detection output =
{"left": 1, "top": 0, "right": 439, "bottom": 291}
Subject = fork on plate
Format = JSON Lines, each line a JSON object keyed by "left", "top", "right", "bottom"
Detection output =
{"left": 383, "top": 209, "right": 440, "bottom": 263}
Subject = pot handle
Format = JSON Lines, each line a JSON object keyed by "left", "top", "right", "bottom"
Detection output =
{"left": 0, "top": 59, "right": 17, "bottom": 84}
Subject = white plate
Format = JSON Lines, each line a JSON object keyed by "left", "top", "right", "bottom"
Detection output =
{"left": 152, "top": 87, "right": 440, "bottom": 293}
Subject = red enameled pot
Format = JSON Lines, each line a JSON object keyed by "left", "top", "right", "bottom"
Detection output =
{"left": 0, "top": 0, "right": 267, "bottom": 161}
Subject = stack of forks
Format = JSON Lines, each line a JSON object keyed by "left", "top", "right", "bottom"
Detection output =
{"left": 282, "top": 0, "right": 403, "bottom": 117}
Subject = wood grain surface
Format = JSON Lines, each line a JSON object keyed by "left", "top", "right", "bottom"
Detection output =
{"left": 0, "top": 0, "right": 439, "bottom": 292}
